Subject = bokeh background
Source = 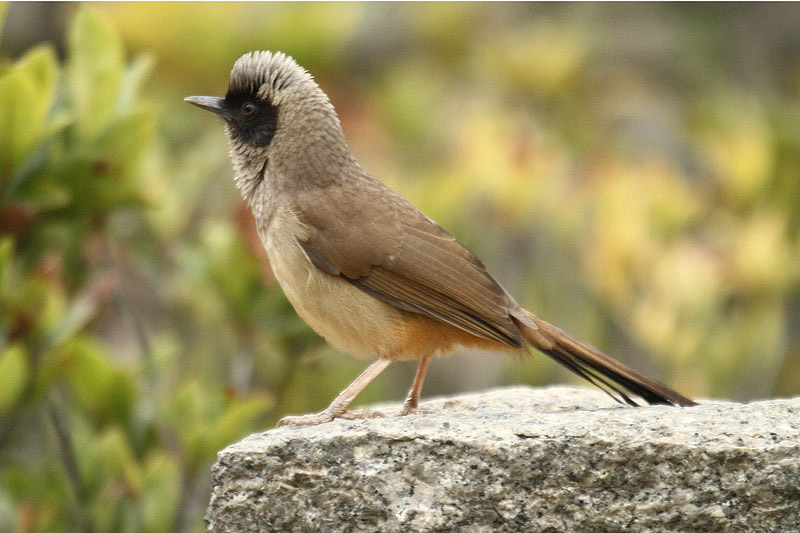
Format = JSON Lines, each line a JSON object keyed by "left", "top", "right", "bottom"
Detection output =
{"left": 2, "top": 3, "right": 800, "bottom": 532}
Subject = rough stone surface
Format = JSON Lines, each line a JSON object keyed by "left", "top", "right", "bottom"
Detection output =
{"left": 205, "top": 386, "right": 800, "bottom": 532}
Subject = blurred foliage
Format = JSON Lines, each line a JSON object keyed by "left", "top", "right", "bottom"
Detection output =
{"left": 1, "top": 3, "right": 799, "bottom": 532}
{"left": 0, "top": 8, "right": 275, "bottom": 533}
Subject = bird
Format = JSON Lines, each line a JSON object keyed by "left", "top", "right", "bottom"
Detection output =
{"left": 185, "top": 51, "right": 696, "bottom": 426}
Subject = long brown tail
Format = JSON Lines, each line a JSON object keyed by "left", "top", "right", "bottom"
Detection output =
{"left": 517, "top": 309, "right": 696, "bottom": 407}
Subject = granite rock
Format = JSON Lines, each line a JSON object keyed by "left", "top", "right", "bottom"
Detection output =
{"left": 206, "top": 386, "right": 800, "bottom": 532}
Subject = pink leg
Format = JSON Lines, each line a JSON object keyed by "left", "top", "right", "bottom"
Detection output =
{"left": 399, "top": 355, "right": 432, "bottom": 416}
{"left": 278, "top": 359, "right": 392, "bottom": 426}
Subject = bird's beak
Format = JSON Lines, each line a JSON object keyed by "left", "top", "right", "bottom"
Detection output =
{"left": 184, "top": 96, "right": 228, "bottom": 118}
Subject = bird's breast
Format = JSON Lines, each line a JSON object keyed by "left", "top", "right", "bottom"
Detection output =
{"left": 261, "top": 206, "right": 412, "bottom": 360}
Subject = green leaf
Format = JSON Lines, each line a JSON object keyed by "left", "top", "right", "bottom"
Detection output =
{"left": 18, "top": 45, "right": 58, "bottom": 101}
{"left": 202, "top": 395, "right": 272, "bottom": 464}
{"left": 67, "top": 8, "right": 125, "bottom": 140}
{"left": 95, "top": 427, "right": 144, "bottom": 497}
{"left": 0, "top": 343, "right": 29, "bottom": 412}
{"left": 0, "top": 237, "right": 12, "bottom": 293}
{"left": 141, "top": 452, "right": 180, "bottom": 532}
{"left": 167, "top": 380, "right": 271, "bottom": 469}
{"left": 202, "top": 223, "right": 263, "bottom": 318}
{"left": 0, "top": 46, "right": 59, "bottom": 182}
{"left": 96, "top": 110, "right": 154, "bottom": 184}
{"left": 60, "top": 337, "right": 136, "bottom": 425}
{"left": 117, "top": 54, "right": 154, "bottom": 114}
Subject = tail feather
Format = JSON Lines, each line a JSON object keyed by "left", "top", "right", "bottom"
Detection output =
{"left": 518, "top": 310, "right": 696, "bottom": 407}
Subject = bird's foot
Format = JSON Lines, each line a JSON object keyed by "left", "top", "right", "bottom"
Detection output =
{"left": 277, "top": 412, "right": 334, "bottom": 427}
{"left": 398, "top": 397, "right": 430, "bottom": 417}
{"left": 277, "top": 407, "right": 386, "bottom": 427}
{"left": 339, "top": 408, "right": 386, "bottom": 420}
{"left": 278, "top": 399, "right": 432, "bottom": 427}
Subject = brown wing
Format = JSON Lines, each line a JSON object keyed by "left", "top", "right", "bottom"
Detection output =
{"left": 295, "top": 175, "right": 527, "bottom": 349}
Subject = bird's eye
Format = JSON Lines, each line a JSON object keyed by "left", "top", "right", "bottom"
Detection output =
{"left": 241, "top": 102, "right": 257, "bottom": 116}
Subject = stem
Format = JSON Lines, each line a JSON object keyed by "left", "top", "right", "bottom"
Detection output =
{"left": 48, "top": 400, "right": 96, "bottom": 533}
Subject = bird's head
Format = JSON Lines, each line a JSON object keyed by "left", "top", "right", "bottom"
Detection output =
{"left": 186, "top": 51, "right": 348, "bottom": 203}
